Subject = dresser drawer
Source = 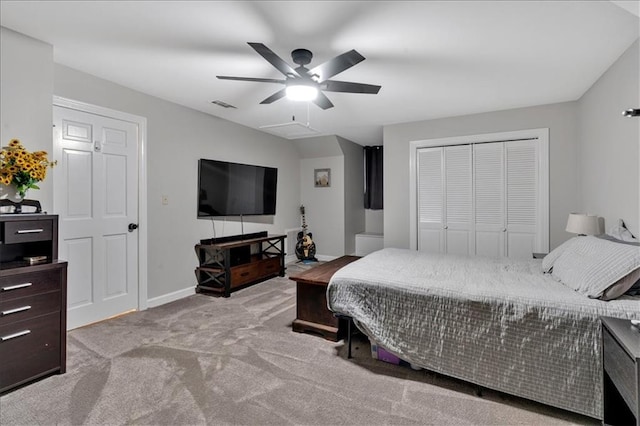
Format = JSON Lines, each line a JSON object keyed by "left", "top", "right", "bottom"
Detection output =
{"left": 230, "top": 263, "right": 260, "bottom": 287}
{"left": 3, "top": 220, "right": 53, "bottom": 244}
{"left": 257, "top": 257, "right": 280, "bottom": 276}
{"left": 0, "top": 312, "right": 61, "bottom": 392}
{"left": 0, "top": 291, "right": 61, "bottom": 327}
{"left": 0, "top": 269, "right": 62, "bottom": 301}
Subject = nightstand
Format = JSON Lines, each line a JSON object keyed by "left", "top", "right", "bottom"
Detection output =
{"left": 601, "top": 316, "right": 640, "bottom": 425}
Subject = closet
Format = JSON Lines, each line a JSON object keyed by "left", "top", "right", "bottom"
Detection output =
{"left": 416, "top": 137, "right": 547, "bottom": 259}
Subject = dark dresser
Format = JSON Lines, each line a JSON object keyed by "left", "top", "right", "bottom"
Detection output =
{"left": 0, "top": 214, "right": 67, "bottom": 393}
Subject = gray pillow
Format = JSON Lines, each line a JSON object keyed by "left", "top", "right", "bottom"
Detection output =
{"left": 627, "top": 278, "right": 640, "bottom": 296}
{"left": 601, "top": 267, "right": 640, "bottom": 300}
{"left": 550, "top": 236, "right": 640, "bottom": 299}
{"left": 596, "top": 234, "right": 640, "bottom": 246}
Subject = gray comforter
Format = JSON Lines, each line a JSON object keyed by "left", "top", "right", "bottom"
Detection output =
{"left": 326, "top": 248, "right": 640, "bottom": 419}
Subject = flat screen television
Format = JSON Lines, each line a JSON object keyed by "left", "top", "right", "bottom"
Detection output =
{"left": 197, "top": 159, "right": 278, "bottom": 217}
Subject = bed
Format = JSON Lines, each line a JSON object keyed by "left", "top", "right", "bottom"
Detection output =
{"left": 326, "top": 235, "right": 640, "bottom": 419}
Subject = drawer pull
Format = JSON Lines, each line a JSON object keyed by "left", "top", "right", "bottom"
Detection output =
{"left": 1, "top": 330, "right": 31, "bottom": 341}
{"left": 2, "top": 305, "right": 32, "bottom": 316}
{"left": 16, "top": 229, "right": 44, "bottom": 234}
{"left": 1, "top": 283, "right": 33, "bottom": 291}
{"left": 240, "top": 272, "right": 250, "bottom": 277}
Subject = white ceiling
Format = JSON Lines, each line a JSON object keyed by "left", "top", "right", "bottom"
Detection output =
{"left": 1, "top": 1, "right": 638, "bottom": 145}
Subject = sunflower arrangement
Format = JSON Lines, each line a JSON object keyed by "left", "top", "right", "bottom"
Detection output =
{"left": 0, "top": 139, "right": 57, "bottom": 198}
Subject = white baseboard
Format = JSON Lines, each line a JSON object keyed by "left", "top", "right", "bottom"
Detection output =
{"left": 316, "top": 255, "right": 337, "bottom": 261}
{"left": 285, "top": 254, "right": 337, "bottom": 265}
{"left": 146, "top": 286, "right": 195, "bottom": 308}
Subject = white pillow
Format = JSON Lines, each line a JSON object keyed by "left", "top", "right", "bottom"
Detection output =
{"left": 542, "top": 237, "right": 580, "bottom": 273}
{"left": 607, "top": 219, "right": 638, "bottom": 242}
{"left": 550, "top": 236, "right": 640, "bottom": 299}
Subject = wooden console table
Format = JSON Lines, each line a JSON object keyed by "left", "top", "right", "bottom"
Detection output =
{"left": 289, "top": 255, "right": 360, "bottom": 341}
{"left": 195, "top": 232, "right": 285, "bottom": 297}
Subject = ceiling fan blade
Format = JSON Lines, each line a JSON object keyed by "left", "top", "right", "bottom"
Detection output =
{"left": 248, "top": 42, "right": 300, "bottom": 78}
{"left": 322, "top": 80, "right": 381, "bottom": 94}
{"left": 260, "top": 88, "right": 287, "bottom": 105}
{"left": 313, "top": 92, "right": 334, "bottom": 110}
{"left": 217, "top": 76, "right": 285, "bottom": 84}
{"left": 309, "top": 49, "right": 365, "bottom": 82}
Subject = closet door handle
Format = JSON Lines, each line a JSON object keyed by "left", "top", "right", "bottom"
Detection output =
{"left": 444, "top": 226, "right": 448, "bottom": 230}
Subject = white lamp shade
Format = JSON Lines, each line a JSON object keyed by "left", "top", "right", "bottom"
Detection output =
{"left": 566, "top": 213, "right": 600, "bottom": 235}
{"left": 285, "top": 84, "right": 318, "bottom": 101}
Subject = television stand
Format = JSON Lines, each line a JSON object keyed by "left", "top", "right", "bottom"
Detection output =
{"left": 194, "top": 232, "right": 286, "bottom": 297}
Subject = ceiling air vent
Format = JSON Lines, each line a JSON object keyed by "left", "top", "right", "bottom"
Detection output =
{"left": 210, "top": 100, "right": 237, "bottom": 109}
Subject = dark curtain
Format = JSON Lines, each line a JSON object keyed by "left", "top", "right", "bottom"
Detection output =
{"left": 364, "top": 145, "right": 383, "bottom": 209}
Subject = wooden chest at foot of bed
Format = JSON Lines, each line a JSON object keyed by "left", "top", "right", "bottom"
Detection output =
{"left": 289, "top": 256, "right": 360, "bottom": 341}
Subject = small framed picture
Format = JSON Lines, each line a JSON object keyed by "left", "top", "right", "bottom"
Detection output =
{"left": 314, "top": 168, "right": 331, "bottom": 187}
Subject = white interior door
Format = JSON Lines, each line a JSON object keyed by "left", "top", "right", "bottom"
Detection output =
{"left": 505, "top": 140, "right": 538, "bottom": 259}
{"left": 474, "top": 142, "right": 505, "bottom": 258}
{"left": 417, "top": 147, "right": 445, "bottom": 253}
{"left": 53, "top": 105, "right": 139, "bottom": 329}
{"left": 444, "top": 145, "right": 473, "bottom": 255}
{"left": 410, "top": 128, "right": 549, "bottom": 255}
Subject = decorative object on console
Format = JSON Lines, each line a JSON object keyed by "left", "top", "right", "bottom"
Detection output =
{"left": 0, "top": 139, "right": 56, "bottom": 214}
{"left": 295, "top": 205, "right": 317, "bottom": 262}
{"left": 565, "top": 213, "right": 600, "bottom": 235}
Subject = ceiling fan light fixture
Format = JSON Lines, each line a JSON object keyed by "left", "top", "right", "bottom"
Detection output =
{"left": 286, "top": 84, "right": 318, "bottom": 101}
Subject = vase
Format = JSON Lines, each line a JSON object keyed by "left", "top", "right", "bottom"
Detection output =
{"left": 0, "top": 183, "right": 25, "bottom": 203}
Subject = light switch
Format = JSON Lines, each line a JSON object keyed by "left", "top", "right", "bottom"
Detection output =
{"left": 161, "top": 195, "right": 169, "bottom": 205}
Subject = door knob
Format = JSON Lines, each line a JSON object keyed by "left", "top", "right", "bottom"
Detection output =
{"left": 128, "top": 223, "right": 139, "bottom": 232}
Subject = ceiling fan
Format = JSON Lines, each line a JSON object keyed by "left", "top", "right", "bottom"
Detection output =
{"left": 217, "top": 42, "right": 381, "bottom": 110}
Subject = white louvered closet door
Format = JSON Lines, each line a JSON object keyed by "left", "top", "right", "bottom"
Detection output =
{"left": 474, "top": 143, "right": 505, "bottom": 258}
{"left": 505, "top": 140, "right": 539, "bottom": 258}
{"left": 417, "top": 147, "right": 444, "bottom": 253}
{"left": 444, "top": 145, "right": 473, "bottom": 255}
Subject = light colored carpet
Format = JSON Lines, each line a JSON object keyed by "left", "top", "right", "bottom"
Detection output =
{"left": 0, "top": 262, "right": 597, "bottom": 425}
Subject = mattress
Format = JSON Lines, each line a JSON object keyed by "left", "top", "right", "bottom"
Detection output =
{"left": 326, "top": 248, "right": 640, "bottom": 419}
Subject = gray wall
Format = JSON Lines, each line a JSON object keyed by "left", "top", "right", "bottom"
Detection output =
{"left": 53, "top": 65, "right": 301, "bottom": 300}
{"left": 0, "top": 27, "right": 54, "bottom": 211}
{"left": 384, "top": 102, "right": 579, "bottom": 250}
{"left": 297, "top": 135, "right": 365, "bottom": 257}
{"left": 337, "top": 136, "right": 365, "bottom": 255}
{"left": 578, "top": 39, "right": 639, "bottom": 237}
{"left": 365, "top": 210, "right": 384, "bottom": 234}
{"left": 300, "top": 152, "right": 344, "bottom": 257}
